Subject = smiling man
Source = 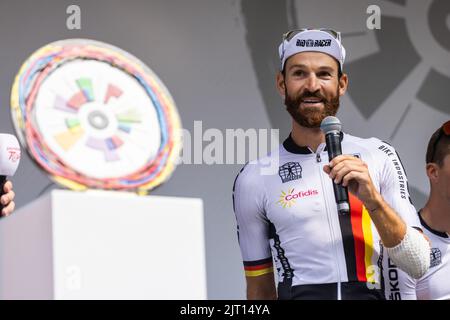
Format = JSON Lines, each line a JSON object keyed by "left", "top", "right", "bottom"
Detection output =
{"left": 232, "top": 29, "right": 430, "bottom": 300}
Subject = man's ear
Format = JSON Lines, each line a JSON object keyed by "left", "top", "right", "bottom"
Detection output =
{"left": 426, "top": 163, "right": 439, "bottom": 182}
{"left": 338, "top": 73, "right": 348, "bottom": 97}
{"left": 276, "top": 72, "right": 286, "bottom": 98}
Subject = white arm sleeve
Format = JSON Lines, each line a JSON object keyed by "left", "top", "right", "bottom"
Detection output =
{"left": 385, "top": 227, "right": 430, "bottom": 279}
{"left": 232, "top": 163, "right": 272, "bottom": 264}
{"left": 378, "top": 143, "right": 420, "bottom": 227}
{"left": 377, "top": 142, "right": 430, "bottom": 279}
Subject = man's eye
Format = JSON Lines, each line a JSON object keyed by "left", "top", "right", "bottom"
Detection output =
{"left": 293, "top": 70, "right": 305, "bottom": 76}
{"left": 318, "top": 72, "right": 332, "bottom": 77}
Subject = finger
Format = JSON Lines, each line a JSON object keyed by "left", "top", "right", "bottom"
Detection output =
{"left": 3, "top": 181, "right": 12, "bottom": 193}
{"left": 1, "top": 194, "right": 10, "bottom": 206}
{"left": 323, "top": 165, "right": 331, "bottom": 174}
{"left": 328, "top": 158, "right": 366, "bottom": 178}
{"left": 331, "top": 162, "right": 368, "bottom": 184}
{"left": 341, "top": 171, "right": 369, "bottom": 187}
{"left": 328, "top": 160, "right": 351, "bottom": 179}
{"left": 1, "top": 201, "right": 15, "bottom": 217}
{"left": 1, "top": 190, "right": 15, "bottom": 205}
{"left": 328, "top": 154, "right": 361, "bottom": 168}
{"left": 337, "top": 163, "right": 368, "bottom": 183}
{"left": 328, "top": 155, "right": 345, "bottom": 168}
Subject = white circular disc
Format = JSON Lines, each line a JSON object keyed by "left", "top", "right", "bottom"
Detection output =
{"left": 34, "top": 59, "right": 161, "bottom": 179}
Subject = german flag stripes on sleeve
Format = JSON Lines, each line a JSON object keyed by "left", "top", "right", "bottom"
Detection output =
{"left": 243, "top": 257, "right": 274, "bottom": 277}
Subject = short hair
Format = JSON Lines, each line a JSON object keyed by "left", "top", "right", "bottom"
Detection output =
{"left": 426, "top": 123, "right": 450, "bottom": 166}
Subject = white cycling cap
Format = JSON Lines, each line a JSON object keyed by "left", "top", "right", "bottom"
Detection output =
{"left": 279, "top": 29, "right": 346, "bottom": 71}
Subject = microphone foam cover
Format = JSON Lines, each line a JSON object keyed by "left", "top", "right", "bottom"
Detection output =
{"left": 0, "top": 134, "right": 21, "bottom": 176}
{"left": 320, "top": 116, "right": 342, "bottom": 134}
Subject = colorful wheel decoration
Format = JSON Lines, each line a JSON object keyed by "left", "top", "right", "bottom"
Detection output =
{"left": 11, "top": 39, "right": 182, "bottom": 193}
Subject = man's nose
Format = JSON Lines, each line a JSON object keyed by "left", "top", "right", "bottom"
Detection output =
{"left": 304, "top": 74, "right": 320, "bottom": 92}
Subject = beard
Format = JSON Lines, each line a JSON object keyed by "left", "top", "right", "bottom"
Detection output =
{"left": 284, "top": 86, "right": 340, "bottom": 128}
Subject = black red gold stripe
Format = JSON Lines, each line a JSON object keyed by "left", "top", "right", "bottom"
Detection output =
{"left": 244, "top": 258, "right": 274, "bottom": 277}
{"left": 339, "top": 193, "right": 375, "bottom": 283}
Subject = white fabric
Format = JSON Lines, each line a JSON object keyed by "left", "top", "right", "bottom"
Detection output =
{"left": 233, "top": 133, "right": 421, "bottom": 287}
{"left": 385, "top": 227, "right": 430, "bottom": 280}
{"left": 385, "top": 220, "right": 450, "bottom": 300}
{"left": 278, "top": 30, "right": 346, "bottom": 71}
{"left": 0, "top": 134, "right": 21, "bottom": 176}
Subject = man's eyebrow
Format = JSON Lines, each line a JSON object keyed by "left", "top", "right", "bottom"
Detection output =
{"left": 288, "top": 64, "right": 308, "bottom": 70}
{"left": 288, "top": 64, "right": 336, "bottom": 73}
{"left": 316, "top": 66, "right": 335, "bottom": 73}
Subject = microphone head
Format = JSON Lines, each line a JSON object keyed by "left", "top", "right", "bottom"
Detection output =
{"left": 0, "top": 134, "right": 21, "bottom": 176}
{"left": 320, "top": 116, "right": 342, "bottom": 134}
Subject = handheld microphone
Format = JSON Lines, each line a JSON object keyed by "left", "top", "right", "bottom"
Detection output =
{"left": 0, "top": 134, "right": 21, "bottom": 212}
{"left": 320, "top": 116, "right": 349, "bottom": 215}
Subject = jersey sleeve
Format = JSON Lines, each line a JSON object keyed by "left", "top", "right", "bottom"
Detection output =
{"left": 383, "top": 255, "right": 417, "bottom": 300}
{"left": 377, "top": 142, "right": 421, "bottom": 228}
{"left": 232, "top": 163, "right": 273, "bottom": 277}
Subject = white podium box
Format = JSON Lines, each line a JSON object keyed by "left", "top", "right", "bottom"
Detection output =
{"left": 0, "top": 190, "right": 206, "bottom": 300}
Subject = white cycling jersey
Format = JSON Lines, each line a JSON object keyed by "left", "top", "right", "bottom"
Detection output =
{"left": 384, "top": 211, "right": 450, "bottom": 300}
{"left": 232, "top": 133, "right": 421, "bottom": 299}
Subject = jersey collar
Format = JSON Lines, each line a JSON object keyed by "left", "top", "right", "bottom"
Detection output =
{"left": 283, "top": 132, "right": 344, "bottom": 155}
{"left": 418, "top": 210, "right": 449, "bottom": 238}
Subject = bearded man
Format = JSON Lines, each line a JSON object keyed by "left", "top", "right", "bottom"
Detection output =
{"left": 232, "top": 29, "right": 430, "bottom": 300}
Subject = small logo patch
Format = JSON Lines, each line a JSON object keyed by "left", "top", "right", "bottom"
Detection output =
{"left": 430, "top": 248, "right": 442, "bottom": 268}
{"left": 278, "top": 162, "right": 302, "bottom": 183}
{"left": 277, "top": 188, "right": 319, "bottom": 208}
{"left": 296, "top": 39, "right": 332, "bottom": 48}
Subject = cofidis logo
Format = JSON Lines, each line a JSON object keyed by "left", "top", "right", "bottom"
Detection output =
{"left": 277, "top": 188, "right": 319, "bottom": 208}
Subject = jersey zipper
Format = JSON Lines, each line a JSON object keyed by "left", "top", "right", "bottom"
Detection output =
{"left": 316, "top": 146, "right": 342, "bottom": 300}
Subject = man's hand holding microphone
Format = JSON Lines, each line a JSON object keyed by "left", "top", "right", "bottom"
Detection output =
{"left": 320, "top": 116, "right": 382, "bottom": 214}
{"left": 0, "top": 134, "right": 21, "bottom": 217}
{"left": 320, "top": 116, "right": 407, "bottom": 248}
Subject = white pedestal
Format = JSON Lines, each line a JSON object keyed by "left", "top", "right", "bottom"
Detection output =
{"left": 0, "top": 190, "right": 206, "bottom": 300}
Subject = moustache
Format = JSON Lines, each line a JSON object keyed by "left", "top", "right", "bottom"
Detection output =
{"left": 298, "top": 91, "right": 326, "bottom": 102}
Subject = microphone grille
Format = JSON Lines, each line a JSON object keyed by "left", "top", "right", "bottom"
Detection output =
{"left": 320, "top": 116, "right": 342, "bottom": 134}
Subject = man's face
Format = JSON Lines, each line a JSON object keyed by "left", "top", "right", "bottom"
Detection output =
{"left": 277, "top": 51, "right": 347, "bottom": 128}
